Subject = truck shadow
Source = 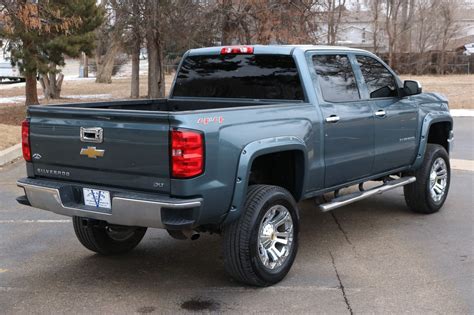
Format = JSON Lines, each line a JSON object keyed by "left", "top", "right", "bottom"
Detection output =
{"left": 21, "top": 189, "right": 446, "bottom": 311}
{"left": 54, "top": 194, "right": 405, "bottom": 271}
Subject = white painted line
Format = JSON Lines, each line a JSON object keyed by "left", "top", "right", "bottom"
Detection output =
{"left": 0, "top": 219, "right": 71, "bottom": 224}
{"left": 185, "top": 285, "right": 361, "bottom": 293}
{"left": 450, "top": 109, "right": 474, "bottom": 117}
{"left": 450, "top": 159, "right": 474, "bottom": 172}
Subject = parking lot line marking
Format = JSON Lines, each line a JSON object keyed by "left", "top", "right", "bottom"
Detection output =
{"left": 0, "top": 219, "right": 71, "bottom": 224}
{"left": 450, "top": 159, "right": 474, "bottom": 171}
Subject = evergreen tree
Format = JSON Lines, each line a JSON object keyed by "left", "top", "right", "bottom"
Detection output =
{"left": 0, "top": 0, "right": 103, "bottom": 105}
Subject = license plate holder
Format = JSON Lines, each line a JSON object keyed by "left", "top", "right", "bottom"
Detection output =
{"left": 83, "top": 188, "right": 112, "bottom": 209}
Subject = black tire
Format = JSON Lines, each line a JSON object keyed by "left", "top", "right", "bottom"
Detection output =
{"left": 404, "top": 144, "right": 450, "bottom": 214}
{"left": 73, "top": 216, "right": 147, "bottom": 255}
{"left": 223, "top": 185, "right": 299, "bottom": 286}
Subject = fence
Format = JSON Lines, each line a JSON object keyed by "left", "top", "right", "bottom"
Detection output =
{"left": 379, "top": 52, "right": 474, "bottom": 75}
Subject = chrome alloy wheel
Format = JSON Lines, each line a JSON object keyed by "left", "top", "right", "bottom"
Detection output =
{"left": 429, "top": 157, "right": 448, "bottom": 203}
{"left": 257, "top": 205, "right": 294, "bottom": 270}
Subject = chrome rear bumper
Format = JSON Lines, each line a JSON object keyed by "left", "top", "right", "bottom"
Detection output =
{"left": 17, "top": 178, "right": 202, "bottom": 229}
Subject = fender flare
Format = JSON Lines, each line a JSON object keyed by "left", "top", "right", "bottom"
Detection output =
{"left": 412, "top": 113, "right": 453, "bottom": 170}
{"left": 222, "top": 136, "right": 308, "bottom": 225}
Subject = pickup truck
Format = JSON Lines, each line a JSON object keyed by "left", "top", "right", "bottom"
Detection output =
{"left": 17, "top": 45, "right": 453, "bottom": 286}
{"left": 0, "top": 59, "right": 24, "bottom": 83}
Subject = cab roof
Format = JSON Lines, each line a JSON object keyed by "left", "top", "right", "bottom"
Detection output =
{"left": 187, "top": 45, "right": 368, "bottom": 56}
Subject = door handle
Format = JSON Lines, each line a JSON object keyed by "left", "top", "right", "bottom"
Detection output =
{"left": 325, "top": 115, "right": 340, "bottom": 123}
{"left": 375, "top": 109, "right": 386, "bottom": 117}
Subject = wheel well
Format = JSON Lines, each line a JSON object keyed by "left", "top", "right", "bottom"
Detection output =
{"left": 249, "top": 150, "right": 304, "bottom": 201}
{"left": 428, "top": 122, "right": 451, "bottom": 153}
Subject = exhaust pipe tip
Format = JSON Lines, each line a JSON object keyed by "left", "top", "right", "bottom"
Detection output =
{"left": 167, "top": 229, "right": 200, "bottom": 241}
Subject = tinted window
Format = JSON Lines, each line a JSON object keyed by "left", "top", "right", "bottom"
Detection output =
{"left": 173, "top": 54, "right": 304, "bottom": 100}
{"left": 356, "top": 56, "right": 398, "bottom": 98}
{"left": 312, "top": 54, "right": 360, "bottom": 102}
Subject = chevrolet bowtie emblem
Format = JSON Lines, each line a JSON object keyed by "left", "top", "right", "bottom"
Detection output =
{"left": 80, "top": 146, "right": 105, "bottom": 159}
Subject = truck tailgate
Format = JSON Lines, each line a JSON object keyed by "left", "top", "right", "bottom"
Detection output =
{"left": 28, "top": 108, "right": 171, "bottom": 193}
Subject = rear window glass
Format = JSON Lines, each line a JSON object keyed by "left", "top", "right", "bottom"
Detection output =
{"left": 312, "top": 54, "right": 360, "bottom": 102}
{"left": 173, "top": 54, "right": 304, "bottom": 100}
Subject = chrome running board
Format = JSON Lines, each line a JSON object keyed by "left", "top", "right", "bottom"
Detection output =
{"left": 319, "top": 176, "right": 416, "bottom": 212}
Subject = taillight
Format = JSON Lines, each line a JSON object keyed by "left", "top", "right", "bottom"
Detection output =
{"left": 21, "top": 119, "right": 31, "bottom": 162}
{"left": 171, "top": 129, "right": 204, "bottom": 178}
{"left": 220, "top": 46, "right": 254, "bottom": 55}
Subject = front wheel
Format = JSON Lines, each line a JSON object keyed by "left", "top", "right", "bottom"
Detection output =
{"left": 223, "top": 185, "right": 299, "bottom": 286}
{"left": 73, "top": 217, "right": 147, "bottom": 255}
{"left": 404, "top": 144, "right": 450, "bottom": 214}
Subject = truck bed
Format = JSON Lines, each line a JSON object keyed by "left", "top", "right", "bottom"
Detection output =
{"left": 43, "top": 98, "right": 302, "bottom": 112}
{"left": 26, "top": 97, "right": 307, "bottom": 196}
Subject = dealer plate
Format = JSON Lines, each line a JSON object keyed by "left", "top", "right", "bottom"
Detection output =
{"left": 83, "top": 188, "right": 111, "bottom": 209}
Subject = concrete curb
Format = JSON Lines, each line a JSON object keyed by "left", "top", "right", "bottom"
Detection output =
{"left": 0, "top": 143, "right": 22, "bottom": 166}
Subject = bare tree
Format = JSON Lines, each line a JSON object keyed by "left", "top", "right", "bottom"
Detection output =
{"left": 145, "top": 0, "right": 165, "bottom": 98}
{"left": 399, "top": 0, "right": 415, "bottom": 53}
{"left": 369, "top": 0, "right": 383, "bottom": 53}
{"left": 411, "top": 0, "right": 438, "bottom": 73}
{"left": 221, "top": 0, "right": 234, "bottom": 45}
{"left": 436, "top": 0, "right": 459, "bottom": 74}
{"left": 385, "top": 0, "right": 404, "bottom": 67}
{"left": 326, "top": 0, "right": 347, "bottom": 45}
{"left": 95, "top": 0, "right": 127, "bottom": 84}
{"left": 215, "top": 0, "right": 320, "bottom": 45}
{"left": 129, "top": 0, "right": 143, "bottom": 98}
{"left": 39, "top": 65, "right": 64, "bottom": 100}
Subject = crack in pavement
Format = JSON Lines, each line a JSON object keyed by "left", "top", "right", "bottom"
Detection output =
{"left": 331, "top": 212, "right": 353, "bottom": 246}
{"left": 329, "top": 250, "right": 354, "bottom": 315}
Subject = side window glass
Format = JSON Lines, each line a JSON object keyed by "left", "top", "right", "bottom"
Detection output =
{"left": 312, "top": 54, "right": 360, "bottom": 102}
{"left": 356, "top": 55, "right": 398, "bottom": 98}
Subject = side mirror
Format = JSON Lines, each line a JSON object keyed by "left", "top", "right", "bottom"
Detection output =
{"left": 403, "top": 80, "right": 422, "bottom": 96}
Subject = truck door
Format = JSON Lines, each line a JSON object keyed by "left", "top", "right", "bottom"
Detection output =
{"left": 310, "top": 53, "right": 375, "bottom": 187}
{"left": 354, "top": 55, "right": 418, "bottom": 173}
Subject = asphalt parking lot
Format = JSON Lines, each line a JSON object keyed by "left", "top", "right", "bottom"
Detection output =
{"left": 0, "top": 118, "right": 472, "bottom": 314}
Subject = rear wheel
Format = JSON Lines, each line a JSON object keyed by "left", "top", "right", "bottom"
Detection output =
{"left": 404, "top": 144, "right": 450, "bottom": 214}
{"left": 73, "top": 217, "right": 147, "bottom": 255}
{"left": 223, "top": 185, "right": 299, "bottom": 286}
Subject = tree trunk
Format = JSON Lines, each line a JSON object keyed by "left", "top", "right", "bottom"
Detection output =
{"left": 96, "top": 43, "right": 120, "bottom": 83}
{"left": 39, "top": 75, "right": 50, "bottom": 100}
{"left": 130, "top": 0, "right": 140, "bottom": 98}
{"left": 146, "top": 0, "right": 165, "bottom": 98}
{"left": 25, "top": 73, "right": 39, "bottom": 106}
{"left": 131, "top": 48, "right": 140, "bottom": 98}
{"left": 40, "top": 72, "right": 64, "bottom": 99}
{"left": 221, "top": 0, "right": 233, "bottom": 45}
{"left": 147, "top": 36, "right": 165, "bottom": 98}
{"left": 83, "top": 52, "right": 89, "bottom": 78}
{"left": 372, "top": 0, "right": 379, "bottom": 53}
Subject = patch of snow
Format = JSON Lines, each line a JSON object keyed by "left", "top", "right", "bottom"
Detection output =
{"left": 0, "top": 82, "right": 25, "bottom": 90}
{"left": 0, "top": 93, "right": 113, "bottom": 104}
{"left": 63, "top": 76, "right": 96, "bottom": 81}
{"left": 64, "top": 94, "right": 113, "bottom": 99}
{"left": 0, "top": 96, "right": 25, "bottom": 104}
{"left": 450, "top": 109, "right": 474, "bottom": 117}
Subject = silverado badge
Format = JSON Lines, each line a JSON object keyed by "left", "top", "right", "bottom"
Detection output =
{"left": 80, "top": 147, "right": 105, "bottom": 159}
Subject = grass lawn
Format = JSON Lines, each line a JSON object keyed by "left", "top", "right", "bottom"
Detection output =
{"left": 0, "top": 124, "right": 21, "bottom": 151}
{"left": 0, "top": 74, "right": 472, "bottom": 150}
{"left": 401, "top": 74, "right": 474, "bottom": 109}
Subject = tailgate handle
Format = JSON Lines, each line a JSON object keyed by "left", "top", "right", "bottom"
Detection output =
{"left": 80, "top": 127, "right": 103, "bottom": 143}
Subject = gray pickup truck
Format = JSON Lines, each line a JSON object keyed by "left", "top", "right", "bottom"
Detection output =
{"left": 17, "top": 45, "right": 453, "bottom": 286}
